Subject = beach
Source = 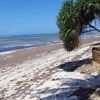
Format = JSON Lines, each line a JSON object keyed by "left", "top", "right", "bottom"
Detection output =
{"left": 0, "top": 37, "right": 100, "bottom": 100}
{"left": 0, "top": 0, "right": 100, "bottom": 99}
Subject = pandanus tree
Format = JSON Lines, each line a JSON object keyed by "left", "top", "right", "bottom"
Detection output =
{"left": 57, "top": 0, "right": 100, "bottom": 52}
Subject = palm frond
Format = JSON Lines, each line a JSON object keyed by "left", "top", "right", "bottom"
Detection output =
{"left": 57, "top": 0, "right": 100, "bottom": 51}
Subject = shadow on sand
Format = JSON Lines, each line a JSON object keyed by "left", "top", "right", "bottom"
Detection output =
{"left": 40, "top": 75, "right": 100, "bottom": 100}
{"left": 90, "top": 42, "right": 100, "bottom": 46}
{"left": 58, "top": 58, "right": 91, "bottom": 72}
{"left": 39, "top": 58, "right": 100, "bottom": 100}
{"left": 39, "top": 48, "right": 100, "bottom": 100}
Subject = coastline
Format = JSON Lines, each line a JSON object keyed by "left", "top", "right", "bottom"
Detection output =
{"left": 0, "top": 36, "right": 100, "bottom": 70}
{"left": 0, "top": 33, "right": 59, "bottom": 53}
{"left": 0, "top": 37, "right": 100, "bottom": 99}
{"left": 0, "top": 42, "right": 63, "bottom": 68}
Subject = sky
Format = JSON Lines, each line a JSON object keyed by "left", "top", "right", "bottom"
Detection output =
{"left": 0, "top": 0, "right": 65, "bottom": 35}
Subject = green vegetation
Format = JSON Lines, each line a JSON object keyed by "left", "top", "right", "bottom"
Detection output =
{"left": 57, "top": 0, "right": 100, "bottom": 51}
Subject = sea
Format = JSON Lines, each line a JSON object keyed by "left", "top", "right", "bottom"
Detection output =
{"left": 0, "top": 32, "right": 100, "bottom": 52}
{"left": 0, "top": 34, "right": 60, "bottom": 52}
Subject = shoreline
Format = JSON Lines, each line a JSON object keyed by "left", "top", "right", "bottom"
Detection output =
{"left": 0, "top": 37, "right": 100, "bottom": 68}
{"left": 0, "top": 42, "right": 63, "bottom": 68}
{"left": 0, "top": 41, "right": 61, "bottom": 53}
{"left": 0, "top": 42, "right": 62, "bottom": 54}
{"left": 0, "top": 37, "right": 100, "bottom": 99}
{"left": 0, "top": 36, "right": 100, "bottom": 54}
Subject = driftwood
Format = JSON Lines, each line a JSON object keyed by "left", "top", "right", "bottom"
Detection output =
{"left": 92, "top": 47, "right": 100, "bottom": 64}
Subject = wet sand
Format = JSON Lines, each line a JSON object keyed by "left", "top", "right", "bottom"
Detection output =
{"left": 0, "top": 37, "right": 100, "bottom": 68}
{"left": 0, "top": 37, "right": 100, "bottom": 100}
{"left": 0, "top": 43, "right": 63, "bottom": 68}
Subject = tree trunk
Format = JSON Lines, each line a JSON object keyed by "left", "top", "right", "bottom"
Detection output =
{"left": 92, "top": 47, "right": 100, "bottom": 64}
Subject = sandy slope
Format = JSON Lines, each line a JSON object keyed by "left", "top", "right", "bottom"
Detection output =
{"left": 0, "top": 41, "right": 100, "bottom": 100}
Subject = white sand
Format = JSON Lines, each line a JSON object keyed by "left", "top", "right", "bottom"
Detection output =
{"left": 0, "top": 42, "right": 100, "bottom": 100}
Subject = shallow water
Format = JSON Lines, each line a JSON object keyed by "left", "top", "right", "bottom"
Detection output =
{"left": 0, "top": 32, "right": 100, "bottom": 52}
{"left": 0, "top": 34, "right": 60, "bottom": 52}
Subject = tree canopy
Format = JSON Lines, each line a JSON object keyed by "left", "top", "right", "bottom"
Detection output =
{"left": 57, "top": 0, "right": 100, "bottom": 51}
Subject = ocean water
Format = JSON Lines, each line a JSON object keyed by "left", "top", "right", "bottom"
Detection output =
{"left": 81, "top": 31, "right": 100, "bottom": 39}
{"left": 0, "top": 34, "right": 60, "bottom": 52}
{"left": 0, "top": 32, "right": 100, "bottom": 52}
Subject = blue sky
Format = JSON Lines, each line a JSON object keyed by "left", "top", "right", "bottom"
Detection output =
{"left": 0, "top": 0, "right": 65, "bottom": 35}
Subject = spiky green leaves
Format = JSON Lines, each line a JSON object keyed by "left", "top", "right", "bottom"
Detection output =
{"left": 57, "top": 0, "right": 100, "bottom": 51}
{"left": 62, "top": 29, "right": 80, "bottom": 51}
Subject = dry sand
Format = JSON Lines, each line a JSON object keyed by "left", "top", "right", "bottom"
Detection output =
{"left": 0, "top": 37, "right": 100, "bottom": 100}
{"left": 0, "top": 43, "right": 63, "bottom": 68}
